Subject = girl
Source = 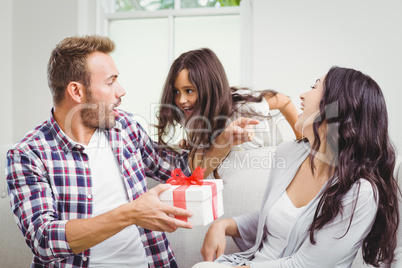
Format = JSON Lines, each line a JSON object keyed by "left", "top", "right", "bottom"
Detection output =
{"left": 193, "top": 66, "right": 400, "bottom": 267}
{"left": 156, "top": 48, "right": 301, "bottom": 177}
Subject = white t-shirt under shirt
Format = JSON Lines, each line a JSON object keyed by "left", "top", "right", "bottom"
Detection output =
{"left": 252, "top": 191, "right": 306, "bottom": 262}
{"left": 83, "top": 130, "right": 148, "bottom": 267}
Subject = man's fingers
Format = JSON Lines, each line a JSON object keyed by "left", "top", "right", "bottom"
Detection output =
{"left": 170, "top": 218, "right": 193, "bottom": 230}
{"left": 151, "top": 183, "right": 171, "bottom": 195}
{"left": 161, "top": 210, "right": 194, "bottom": 230}
{"left": 163, "top": 203, "right": 193, "bottom": 218}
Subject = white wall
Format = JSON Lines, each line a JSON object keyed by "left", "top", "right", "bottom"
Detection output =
{"left": 11, "top": 0, "right": 80, "bottom": 142}
{"left": 252, "top": 0, "right": 402, "bottom": 152}
{"left": 0, "top": 0, "right": 13, "bottom": 146}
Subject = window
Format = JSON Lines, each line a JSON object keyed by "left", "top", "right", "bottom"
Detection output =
{"left": 114, "top": 0, "right": 241, "bottom": 11}
{"left": 94, "top": 0, "right": 252, "bottom": 139}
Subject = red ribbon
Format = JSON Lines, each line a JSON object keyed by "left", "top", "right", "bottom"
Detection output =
{"left": 166, "top": 167, "right": 218, "bottom": 222}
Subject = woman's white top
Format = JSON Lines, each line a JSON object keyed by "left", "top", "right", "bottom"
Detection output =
{"left": 252, "top": 191, "right": 306, "bottom": 262}
{"left": 83, "top": 130, "right": 148, "bottom": 267}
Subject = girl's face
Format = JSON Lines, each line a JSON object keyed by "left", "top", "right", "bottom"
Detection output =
{"left": 295, "top": 74, "right": 326, "bottom": 136}
{"left": 173, "top": 68, "right": 198, "bottom": 118}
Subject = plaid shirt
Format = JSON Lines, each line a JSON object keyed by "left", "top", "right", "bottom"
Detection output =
{"left": 6, "top": 109, "right": 190, "bottom": 268}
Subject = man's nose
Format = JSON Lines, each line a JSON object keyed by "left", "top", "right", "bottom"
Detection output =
{"left": 116, "top": 82, "right": 126, "bottom": 98}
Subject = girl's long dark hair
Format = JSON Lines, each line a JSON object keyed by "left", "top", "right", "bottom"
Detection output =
{"left": 307, "top": 66, "right": 399, "bottom": 266}
{"left": 155, "top": 48, "right": 275, "bottom": 178}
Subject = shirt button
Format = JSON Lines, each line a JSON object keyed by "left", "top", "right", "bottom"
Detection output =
{"left": 1, "top": 192, "right": 7, "bottom": 198}
{"left": 87, "top": 194, "right": 92, "bottom": 199}
{"left": 84, "top": 163, "right": 89, "bottom": 168}
{"left": 82, "top": 256, "right": 87, "bottom": 261}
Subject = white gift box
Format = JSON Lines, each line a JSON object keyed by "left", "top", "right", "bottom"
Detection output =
{"left": 159, "top": 179, "right": 224, "bottom": 226}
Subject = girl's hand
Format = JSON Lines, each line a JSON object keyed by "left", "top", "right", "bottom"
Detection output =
{"left": 219, "top": 117, "right": 259, "bottom": 147}
{"left": 178, "top": 139, "right": 190, "bottom": 150}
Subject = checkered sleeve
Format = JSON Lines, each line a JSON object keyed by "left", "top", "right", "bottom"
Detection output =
{"left": 135, "top": 122, "right": 191, "bottom": 182}
{"left": 6, "top": 147, "right": 73, "bottom": 262}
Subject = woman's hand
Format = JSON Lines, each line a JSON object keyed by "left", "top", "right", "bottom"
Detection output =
{"left": 201, "top": 218, "right": 240, "bottom": 261}
{"left": 201, "top": 220, "right": 228, "bottom": 261}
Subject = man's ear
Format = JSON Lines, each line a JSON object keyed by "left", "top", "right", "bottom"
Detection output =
{"left": 66, "top": 82, "right": 85, "bottom": 103}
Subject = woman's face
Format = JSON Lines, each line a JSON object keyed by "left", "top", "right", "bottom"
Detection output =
{"left": 173, "top": 68, "right": 198, "bottom": 118}
{"left": 295, "top": 74, "right": 326, "bottom": 136}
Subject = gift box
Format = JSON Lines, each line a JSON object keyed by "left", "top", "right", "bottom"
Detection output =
{"left": 159, "top": 167, "right": 224, "bottom": 226}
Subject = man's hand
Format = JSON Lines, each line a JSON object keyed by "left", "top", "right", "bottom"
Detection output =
{"left": 122, "top": 184, "right": 193, "bottom": 232}
{"left": 66, "top": 184, "right": 192, "bottom": 254}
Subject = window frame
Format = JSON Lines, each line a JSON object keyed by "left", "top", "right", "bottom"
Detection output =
{"left": 78, "top": 0, "right": 254, "bottom": 87}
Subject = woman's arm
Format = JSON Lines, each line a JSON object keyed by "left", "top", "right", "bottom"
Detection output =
{"left": 264, "top": 93, "right": 302, "bottom": 140}
{"left": 201, "top": 218, "right": 240, "bottom": 261}
{"left": 201, "top": 211, "right": 261, "bottom": 262}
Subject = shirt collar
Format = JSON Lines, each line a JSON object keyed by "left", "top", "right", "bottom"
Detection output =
{"left": 47, "top": 108, "right": 123, "bottom": 154}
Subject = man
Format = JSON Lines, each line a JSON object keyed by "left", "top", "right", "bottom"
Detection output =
{"left": 6, "top": 35, "right": 257, "bottom": 267}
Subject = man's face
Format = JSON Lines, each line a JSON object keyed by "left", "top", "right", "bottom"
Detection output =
{"left": 81, "top": 51, "right": 126, "bottom": 129}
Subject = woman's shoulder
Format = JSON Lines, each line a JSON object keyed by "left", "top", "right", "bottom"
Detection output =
{"left": 348, "top": 178, "right": 377, "bottom": 203}
{"left": 275, "top": 140, "right": 308, "bottom": 159}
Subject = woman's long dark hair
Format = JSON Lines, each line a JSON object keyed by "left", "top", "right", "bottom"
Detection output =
{"left": 155, "top": 48, "right": 275, "bottom": 177}
{"left": 307, "top": 66, "right": 399, "bottom": 266}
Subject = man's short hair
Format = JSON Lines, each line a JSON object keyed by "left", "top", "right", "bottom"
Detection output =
{"left": 47, "top": 35, "right": 115, "bottom": 106}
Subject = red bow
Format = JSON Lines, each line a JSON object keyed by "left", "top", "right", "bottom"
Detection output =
{"left": 166, "top": 166, "right": 205, "bottom": 186}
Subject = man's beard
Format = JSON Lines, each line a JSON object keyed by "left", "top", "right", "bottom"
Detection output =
{"left": 81, "top": 87, "right": 116, "bottom": 130}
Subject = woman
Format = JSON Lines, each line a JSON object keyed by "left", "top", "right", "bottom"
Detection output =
{"left": 193, "top": 66, "right": 399, "bottom": 267}
{"left": 156, "top": 48, "right": 302, "bottom": 177}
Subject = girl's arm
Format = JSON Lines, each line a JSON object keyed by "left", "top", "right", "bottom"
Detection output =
{"left": 191, "top": 117, "right": 259, "bottom": 178}
{"left": 264, "top": 93, "right": 302, "bottom": 140}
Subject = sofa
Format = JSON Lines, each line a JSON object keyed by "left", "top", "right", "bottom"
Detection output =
{"left": 1, "top": 144, "right": 401, "bottom": 267}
